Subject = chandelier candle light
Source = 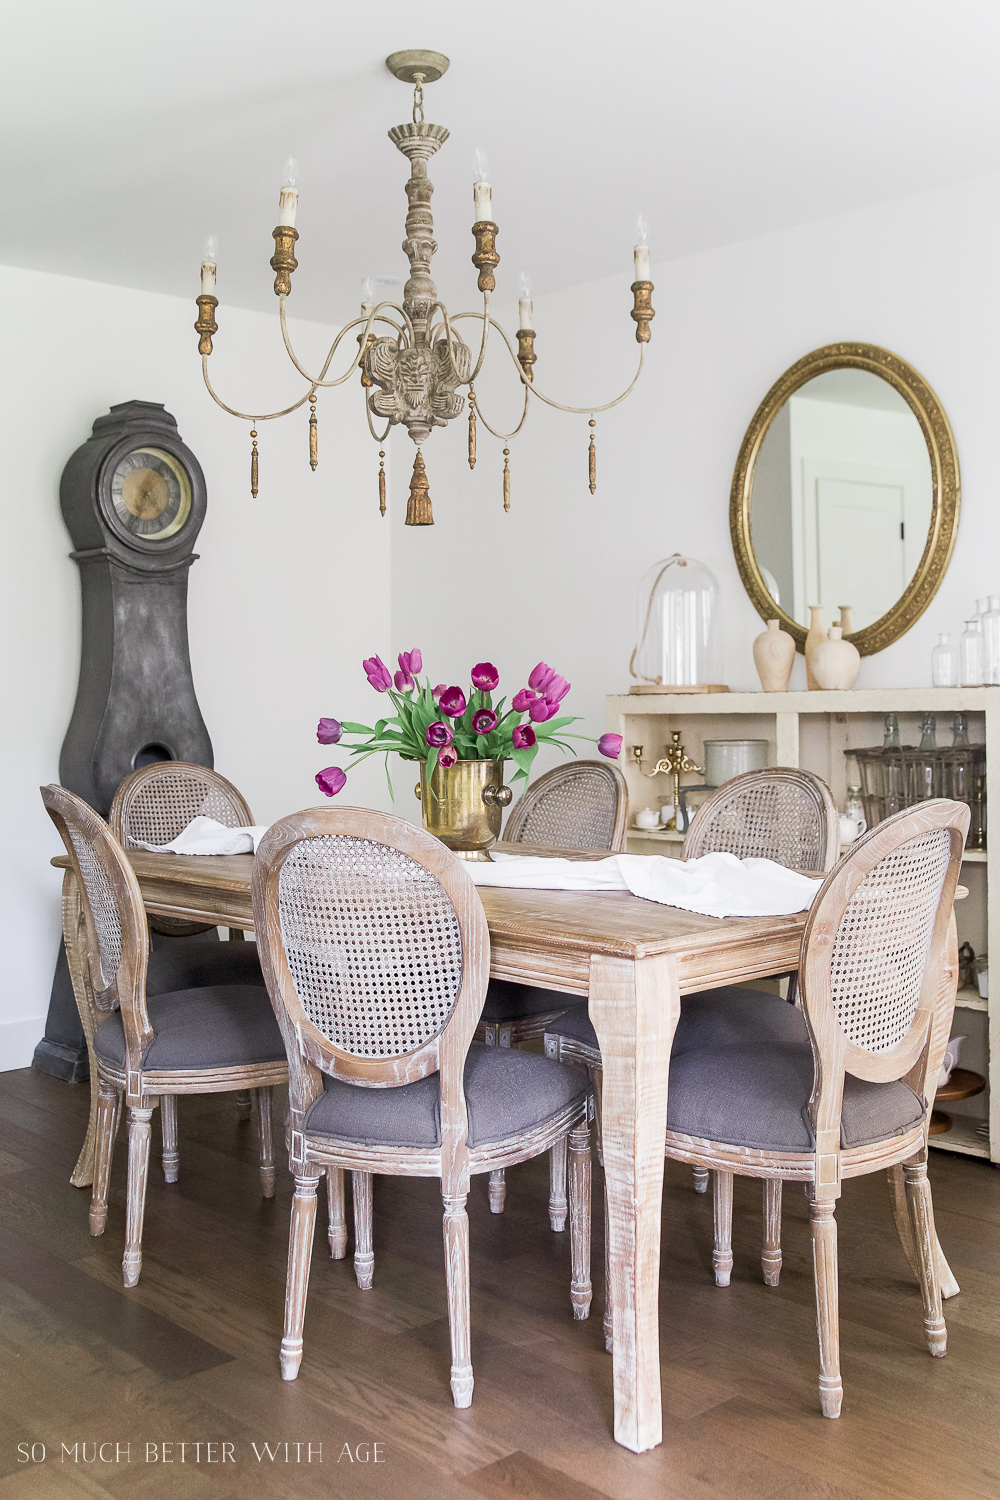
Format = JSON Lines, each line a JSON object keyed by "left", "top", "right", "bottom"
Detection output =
{"left": 194, "top": 49, "right": 654, "bottom": 524}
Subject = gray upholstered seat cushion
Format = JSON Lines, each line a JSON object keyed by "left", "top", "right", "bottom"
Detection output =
{"left": 546, "top": 987, "right": 924, "bottom": 1151}
{"left": 304, "top": 1043, "right": 587, "bottom": 1150}
{"left": 666, "top": 1044, "right": 925, "bottom": 1152}
{"left": 94, "top": 985, "right": 285, "bottom": 1071}
{"left": 147, "top": 935, "right": 263, "bottom": 996}
{"left": 546, "top": 987, "right": 807, "bottom": 1056}
{"left": 482, "top": 977, "right": 582, "bottom": 1023}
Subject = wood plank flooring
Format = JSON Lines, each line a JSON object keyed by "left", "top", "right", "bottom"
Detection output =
{"left": 0, "top": 1068, "right": 997, "bottom": 1499}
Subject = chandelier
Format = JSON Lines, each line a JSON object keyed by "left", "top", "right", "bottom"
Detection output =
{"left": 194, "top": 49, "right": 655, "bottom": 525}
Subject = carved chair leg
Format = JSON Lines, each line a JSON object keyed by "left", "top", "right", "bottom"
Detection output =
{"left": 326, "top": 1167, "right": 348, "bottom": 1259}
{"left": 442, "top": 1191, "right": 474, "bottom": 1408}
{"left": 281, "top": 1170, "right": 320, "bottom": 1380}
{"left": 712, "top": 1170, "right": 734, "bottom": 1287}
{"left": 693, "top": 1166, "right": 709, "bottom": 1194}
{"left": 235, "top": 1090, "right": 252, "bottom": 1122}
{"left": 809, "top": 1196, "right": 843, "bottom": 1418}
{"left": 762, "top": 1178, "right": 782, "bottom": 1287}
{"left": 352, "top": 1171, "right": 374, "bottom": 1290}
{"left": 888, "top": 1162, "right": 960, "bottom": 1299}
{"left": 549, "top": 1136, "right": 569, "bottom": 1232}
{"left": 255, "top": 1087, "right": 275, "bottom": 1198}
{"left": 122, "top": 1106, "right": 153, "bottom": 1288}
{"left": 160, "top": 1094, "right": 179, "bottom": 1183}
{"left": 904, "top": 1158, "right": 947, "bottom": 1356}
{"left": 90, "top": 1078, "right": 120, "bottom": 1236}
{"left": 488, "top": 1169, "right": 506, "bottom": 1214}
{"left": 568, "top": 1121, "right": 592, "bottom": 1320}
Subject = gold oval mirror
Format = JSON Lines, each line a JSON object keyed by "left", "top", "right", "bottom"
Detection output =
{"left": 730, "top": 343, "right": 960, "bottom": 655}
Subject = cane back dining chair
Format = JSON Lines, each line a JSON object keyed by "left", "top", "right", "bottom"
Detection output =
{"left": 663, "top": 799, "right": 968, "bottom": 1416}
{"left": 250, "top": 807, "right": 592, "bottom": 1407}
{"left": 545, "top": 766, "right": 840, "bottom": 1343}
{"left": 42, "top": 784, "right": 288, "bottom": 1287}
{"left": 479, "top": 759, "right": 627, "bottom": 1221}
{"left": 111, "top": 762, "right": 268, "bottom": 1168}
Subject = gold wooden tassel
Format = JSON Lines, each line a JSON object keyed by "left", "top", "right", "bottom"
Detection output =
{"left": 468, "top": 385, "right": 478, "bottom": 470}
{"left": 250, "top": 427, "right": 259, "bottom": 498}
{"left": 405, "top": 449, "right": 433, "bottom": 526}
{"left": 503, "top": 447, "right": 511, "bottom": 512}
{"left": 308, "top": 400, "right": 318, "bottom": 471}
{"left": 378, "top": 450, "right": 386, "bottom": 516}
{"left": 588, "top": 418, "right": 596, "bottom": 495}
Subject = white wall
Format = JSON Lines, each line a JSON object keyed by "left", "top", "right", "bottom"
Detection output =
{"left": 0, "top": 267, "right": 393, "bottom": 1065}
{"left": 392, "top": 171, "right": 1000, "bottom": 723}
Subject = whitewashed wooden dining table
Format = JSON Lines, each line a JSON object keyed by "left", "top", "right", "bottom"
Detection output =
{"left": 53, "top": 840, "right": 961, "bottom": 1454}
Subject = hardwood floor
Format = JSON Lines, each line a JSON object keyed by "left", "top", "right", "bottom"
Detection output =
{"left": 0, "top": 1067, "right": 997, "bottom": 1499}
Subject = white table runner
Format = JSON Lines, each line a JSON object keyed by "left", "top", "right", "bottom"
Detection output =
{"left": 468, "top": 850, "right": 822, "bottom": 919}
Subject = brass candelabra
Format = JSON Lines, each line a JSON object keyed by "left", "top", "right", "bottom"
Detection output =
{"left": 632, "top": 733, "right": 703, "bottom": 832}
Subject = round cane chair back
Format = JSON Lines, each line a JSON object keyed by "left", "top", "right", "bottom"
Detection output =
{"left": 41, "top": 785, "right": 152, "bottom": 1054}
{"left": 800, "top": 799, "right": 967, "bottom": 1096}
{"left": 504, "top": 761, "right": 629, "bottom": 851}
{"left": 252, "top": 809, "right": 490, "bottom": 1091}
{"left": 683, "top": 767, "right": 840, "bottom": 872}
{"left": 110, "top": 762, "right": 254, "bottom": 849}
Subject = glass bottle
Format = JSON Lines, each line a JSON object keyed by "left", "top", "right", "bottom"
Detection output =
{"left": 952, "top": 712, "right": 970, "bottom": 746}
{"left": 843, "top": 784, "right": 867, "bottom": 838}
{"left": 983, "top": 595, "right": 1000, "bottom": 685}
{"left": 931, "top": 632, "right": 959, "bottom": 687}
{"left": 883, "top": 713, "right": 901, "bottom": 748}
{"left": 960, "top": 619, "right": 984, "bottom": 687}
{"left": 919, "top": 713, "right": 937, "bottom": 749}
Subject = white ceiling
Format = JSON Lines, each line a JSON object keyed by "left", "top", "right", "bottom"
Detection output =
{"left": 3, "top": 1, "right": 1000, "bottom": 324}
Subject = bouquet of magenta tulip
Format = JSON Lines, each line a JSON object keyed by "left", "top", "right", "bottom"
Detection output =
{"left": 315, "top": 649, "right": 623, "bottom": 798}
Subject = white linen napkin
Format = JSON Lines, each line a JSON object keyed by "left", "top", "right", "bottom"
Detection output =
{"left": 468, "top": 850, "right": 822, "bottom": 919}
{"left": 133, "top": 816, "right": 269, "bottom": 856}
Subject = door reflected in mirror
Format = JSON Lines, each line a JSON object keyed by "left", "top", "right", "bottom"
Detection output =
{"left": 750, "top": 368, "right": 932, "bottom": 633}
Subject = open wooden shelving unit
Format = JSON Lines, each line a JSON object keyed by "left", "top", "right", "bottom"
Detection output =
{"left": 607, "top": 686, "right": 999, "bottom": 1164}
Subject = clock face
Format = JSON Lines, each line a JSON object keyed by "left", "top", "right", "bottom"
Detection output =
{"left": 108, "top": 447, "right": 192, "bottom": 543}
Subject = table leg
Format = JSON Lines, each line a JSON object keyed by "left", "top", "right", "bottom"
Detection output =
{"left": 588, "top": 951, "right": 678, "bottom": 1453}
{"left": 61, "top": 870, "right": 101, "bottom": 1189}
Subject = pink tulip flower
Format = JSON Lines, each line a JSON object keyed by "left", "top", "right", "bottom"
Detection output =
{"left": 363, "top": 655, "right": 392, "bottom": 692}
{"left": 438, "top": 686, "right": 467, "bottom": 718}
{"left": 472, "top": 708, "right": 498, "bottom": 735}
{"left": 398, "top": 648, "right": 423, "bottom": 677}
{"left": 425, "top": 721, "right": 453, "bottom": 748}
{"left": 394, "top": 670, "right": 416, "bottom": 693}
{"left": 316, "top": 717, "right": 342, "bottom": 745}
{"left": 544, "top": 674, "right": 570, "bottom": 703}
{"left": 438, "top": 745, "right": 458, "bottom": 769}
{"left": 512, "top": 724, "right": 536, "bottom": 749}
{"left": 316, "top": 766, "right": 347, "bottom": 797}
{"left": 471, "top": 662, "right": 499, "bottom": 691}
{"left": 512, "top": 688, "right": 536, "bottom": 713}
{"left": 432, "top": 684, "right": 447, "bottom": 704}
{"left": 528, "top": 662, "right": 556, "bottom": 693}
{"left": 598, "top": 733, "right": 623, "bottom": 760}
{"left": 529, "top": 696, "right": 559, "bottom": 723}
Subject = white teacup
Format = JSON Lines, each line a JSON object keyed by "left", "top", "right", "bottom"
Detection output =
{"left": 839, "top": 812, "right": 865, "bottom": 845}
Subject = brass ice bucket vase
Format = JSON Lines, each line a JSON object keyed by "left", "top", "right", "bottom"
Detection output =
{"left": 417, "top": 757, "right": 512, "bottom": 860}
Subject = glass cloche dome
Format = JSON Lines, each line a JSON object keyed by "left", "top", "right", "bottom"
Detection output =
{"left": 630, "top": 553, "right": 721, "bottom": 688}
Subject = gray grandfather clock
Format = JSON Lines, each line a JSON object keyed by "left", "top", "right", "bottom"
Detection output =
{"left": 34, "top": 400, "right": 214, "bottom": 1080}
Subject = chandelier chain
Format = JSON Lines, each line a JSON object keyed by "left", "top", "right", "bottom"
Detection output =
{"left": 412, "top": 76, "right": 425, "bottom": 125}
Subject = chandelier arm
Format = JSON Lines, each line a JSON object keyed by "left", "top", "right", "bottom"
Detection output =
{"left": 469, "top": 380, "right": 530, "bottom": 441}
{"left": 365, "top": 400, "right": 392, "bottom": 444}
{"left": 449, "top": 312, "right": 648, "bottom": 414}
{"left": 278, "top": 300, "right": 412, "bottom": 390}
{"left": 200, "top": 357, "right": 315, "bottom": 422}
{"left": 468, "top": 294, "right": 492, "bottom": 383}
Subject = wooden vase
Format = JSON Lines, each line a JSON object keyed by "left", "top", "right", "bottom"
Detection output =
{"left": 805, "top": 605, "right": 826, "bottom": 691}
{"left": 811, "top": 625, "right": 861, "bottom": 691}
{"left": 752, "top": 618, "right": 795, "bottom": 693}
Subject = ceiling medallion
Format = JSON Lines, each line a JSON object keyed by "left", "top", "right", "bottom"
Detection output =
{"left": 194, "top": 50, "right": 655, "bottom": 525}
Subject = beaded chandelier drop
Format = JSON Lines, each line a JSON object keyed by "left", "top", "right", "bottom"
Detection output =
{"left": 194, "top": 50, "right": 655, "bottom": 525}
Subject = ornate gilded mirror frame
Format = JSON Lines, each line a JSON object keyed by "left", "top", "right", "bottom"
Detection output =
{"left": 730, "top": 342, "right": 960, "bottom": 656}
